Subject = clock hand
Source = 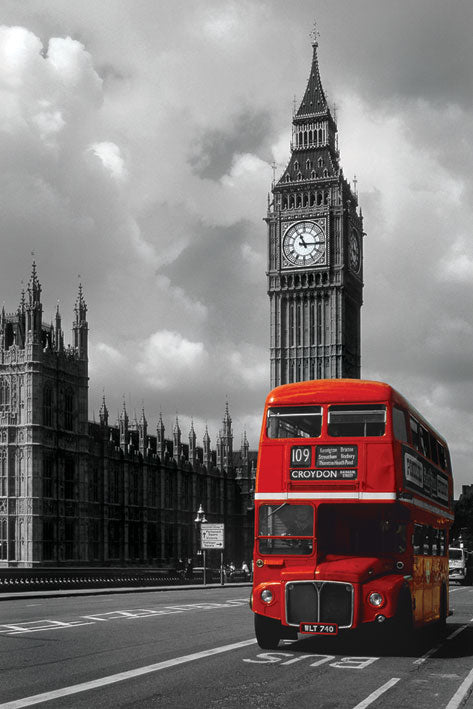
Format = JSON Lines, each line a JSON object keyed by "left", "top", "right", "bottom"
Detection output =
{"left": 299, "top": 236, "right": 308, "bottom": 248}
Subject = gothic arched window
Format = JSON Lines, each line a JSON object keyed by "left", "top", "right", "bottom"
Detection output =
{"left": 43, "top": 383, "right": 53, "bottom": 427}
{"left": 64, "top": 388, "right": 74, "bottom": 431}
{"left": 0, "top": 451, "right": 6, "bottom": 497}
{"left": 0, "top": 378, "right": 9, "bottom": 411}
{"left": 64, "top": 456, "right": 75, "bottom": 499}
{"left": 0, "top": 518, "right": 7, "bottom": 560}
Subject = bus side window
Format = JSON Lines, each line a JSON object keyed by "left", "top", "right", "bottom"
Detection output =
{"left": 392, "top": 407, "right": 408, "bottom": 442}
{"left": 438, "top": 444, "right": 447, "bottom": 471}
{"left": 439, "top": 530, "right": 446, "bottom": 556}
{"left": 414, "top": 524, "right": 423, "bottom": 555}
{"left": 419, "top": 426, "right": 430, "bottom": 459}
{"left": 423, "top": 527, "right": 432, "bottom": 555}
{"left": 431, "top": 528, "right": 439, "bottom": 556}
{"left": 429, "top": 434, "right": 439, "bottom": 465}
{"left": 410, "top": 418, "right": 420, "bottom": 451}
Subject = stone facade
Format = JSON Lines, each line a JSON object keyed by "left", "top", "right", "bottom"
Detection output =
{"left": 0, "top": 266, "right": 256, "bottom": 568}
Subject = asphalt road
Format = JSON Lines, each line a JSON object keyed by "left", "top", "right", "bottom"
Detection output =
{"left": 0, "top": 585, "right": 472, "bottom": 708}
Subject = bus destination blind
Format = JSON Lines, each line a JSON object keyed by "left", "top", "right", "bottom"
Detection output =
{"left": 289, "top": 445, "right": 358, "bottom": 482}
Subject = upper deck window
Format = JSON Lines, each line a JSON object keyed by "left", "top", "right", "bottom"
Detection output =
{"left": 328, "top": 404, "right": 386, "bottom": 437}
{"left": 267, "top": 406, "right": 322, "bottom": 439}
{"left": 392, "top": 406, "right": 408, "bottom": 442}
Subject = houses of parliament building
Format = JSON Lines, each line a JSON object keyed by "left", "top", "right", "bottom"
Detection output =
{"left": 0, "top": 27, "right": 363, "bottom": 569}
{"left": 0, "top": 265, "right": 256, "bottom": 567}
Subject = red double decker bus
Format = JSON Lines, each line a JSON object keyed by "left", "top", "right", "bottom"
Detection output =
{"left": 250, "top": 379, "right": 453, "bottom": 649}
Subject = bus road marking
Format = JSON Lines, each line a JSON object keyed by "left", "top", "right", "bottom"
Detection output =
{"left": 351, "top": 678, "right": 401, "bottom": 709}
{"left": 0, "top": 638, "right": 257, "bottom": 708}
{"left": 243, "top": 653, "right": 378, "bottom": 670}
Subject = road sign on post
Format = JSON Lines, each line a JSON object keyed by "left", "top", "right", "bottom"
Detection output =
{"left": 200, "top": 523, "right": 225, "bottom": 549}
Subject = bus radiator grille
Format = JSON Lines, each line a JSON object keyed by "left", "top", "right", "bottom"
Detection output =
{"left": 286, "top": 581, "right": 353, "bottom": 627}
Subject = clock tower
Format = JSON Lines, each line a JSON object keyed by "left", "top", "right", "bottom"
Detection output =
{"left": 267, "top": 30, "right": 363, "bottom": 388}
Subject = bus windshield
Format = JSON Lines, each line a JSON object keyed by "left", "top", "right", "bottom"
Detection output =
{"left": 267, "top": 406, "right": 322, "bottom": 439}
{"left": 258, "top": 504, "right": 313, "bottom": 555}
{"left": 318, "top": 504, "right": 407, "bottom": 556}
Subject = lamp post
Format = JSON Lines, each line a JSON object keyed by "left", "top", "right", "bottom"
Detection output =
{"left": 194, "top": 504, "right": 207, "bottom": 585}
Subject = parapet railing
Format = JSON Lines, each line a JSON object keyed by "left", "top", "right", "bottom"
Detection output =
{"left": 0, "top": 567, "right": 250, "bottom": 592}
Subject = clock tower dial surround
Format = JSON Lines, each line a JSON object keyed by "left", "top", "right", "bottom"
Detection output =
{"left": 266, "top": 32, "right": 364, "bottom": 388}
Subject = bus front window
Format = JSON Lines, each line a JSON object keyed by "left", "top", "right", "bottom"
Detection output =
{"left": 328, "top": 404, "right": 386, "bottom": 437}
{"left": 258, "top": 504, "right": 314, "bottom": 555}
{"left": 267, "top": 406, "right": 322, "bottom": 439}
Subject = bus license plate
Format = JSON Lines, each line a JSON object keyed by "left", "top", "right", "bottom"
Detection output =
{"left": 299, "top": 622, "right": 338, "bottom": 635}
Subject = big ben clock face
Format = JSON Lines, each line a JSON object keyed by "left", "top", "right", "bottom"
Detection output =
{"left": 349, "top": 229, "right": 361, "bottom": 273}
{"left": 282, "top": 221, "right": 326, "bottom": 268}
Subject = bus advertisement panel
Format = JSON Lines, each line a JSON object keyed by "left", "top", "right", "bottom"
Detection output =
{"left": 250, "top": 379, "right": 454, "bottom": 650}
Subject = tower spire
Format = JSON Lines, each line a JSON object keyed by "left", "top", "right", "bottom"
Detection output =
{"left": 73, "top": 281, "right": 88, "bottom": 359}
{"left": 295, "top": 26, "right": 329, "bottom": 119}
{"left": 267, "top": 23, "right": 363, "bottom": 388}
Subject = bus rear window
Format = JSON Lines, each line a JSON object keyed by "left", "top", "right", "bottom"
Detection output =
{"left": 267, "top": 406, "right": 322, "bottom": 439}
{"left": 328, "top": 404, "right": 386, "bottom": 437}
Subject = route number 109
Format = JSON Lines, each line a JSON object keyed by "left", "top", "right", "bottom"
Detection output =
{"left": 290, "top": 446, "right": 312, "bottom": 468}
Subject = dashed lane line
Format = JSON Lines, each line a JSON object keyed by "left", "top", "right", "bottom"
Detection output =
{"left": 446, "top": 624, "right": 469, "bottom": 641}
{"left": 351, "top": 678, "right": 401, "bottom": 709}
{"left": 0, "top": 638, "right": 257, "bottom": 708}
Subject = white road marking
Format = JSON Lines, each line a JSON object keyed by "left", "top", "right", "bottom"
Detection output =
{"left": 0, "top": 638, "right": 257, "bottom": 708}
{"left": 446, "top": 625, "right": 468, "bottom": 641}
{"left": 0, "top": 599, "right": 248, "bottom": 636}
{"left": 415, "top": 622, "right": 471, "bottom": 665}
{"left": 444, "top": 666, "right": 473, "bottom": 709}
{"left": 413, "top": 644, "right": 442, "bottom": 665}
{"left": 351, "top": 678, "right": 401, "bottom": 709}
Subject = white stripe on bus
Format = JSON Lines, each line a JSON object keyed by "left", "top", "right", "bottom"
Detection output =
{"left": 254, "top": 492, "right": 397, "bottom": 501}
{"left": 254, "top": 492, "right": 454, "bottom": 519}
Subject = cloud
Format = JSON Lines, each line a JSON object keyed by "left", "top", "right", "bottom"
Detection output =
{"left": 90, "top": 141, "right": 126, "bottom": 180}
{"left": 136, "top": 330, "right": 208, "bottom": 390}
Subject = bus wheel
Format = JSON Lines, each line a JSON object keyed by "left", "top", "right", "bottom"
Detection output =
{"left": 254, "top": 613, "right": 281, "bottom": 649}
{"left": 437, "top": 586, "right": 448, "bottom": 635}
{"left": 391, "top": 590, "right": 414, "bottom": 653}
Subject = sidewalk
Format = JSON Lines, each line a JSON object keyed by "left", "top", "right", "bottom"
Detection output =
{"left": 0, "top": 582, "right": 252, "bottom": 602}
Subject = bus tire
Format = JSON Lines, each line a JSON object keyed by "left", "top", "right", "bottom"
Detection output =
{"left": 437, "top": 585, "right": 448, "bottom": 635}
{"left": 254, "top": 613, "right": 281, "bottom": 649}
{"left": 390, "top": 589, "right": 414, "bottom": 653}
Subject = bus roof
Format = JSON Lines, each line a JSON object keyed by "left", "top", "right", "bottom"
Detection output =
{"left": 265, "top": 379, "right": 447, "bottom": 446}
{"left": 266, "top": 379, "right": 396, "bottom": 406}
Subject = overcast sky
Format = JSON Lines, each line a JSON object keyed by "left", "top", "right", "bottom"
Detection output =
{"left": 0, "top": 0, "right": 472, "bottom": 494}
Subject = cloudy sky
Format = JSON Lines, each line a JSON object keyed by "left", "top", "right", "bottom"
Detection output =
{"left": 0, "top": 0, "right": 472, "bottom": 493}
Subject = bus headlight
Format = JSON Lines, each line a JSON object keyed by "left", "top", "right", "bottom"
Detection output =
{"left": 261, "top": 589, "right": 274, "bottom": 604}
{"left": 368, "top": 592, "right": 385, "bottom": 608}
